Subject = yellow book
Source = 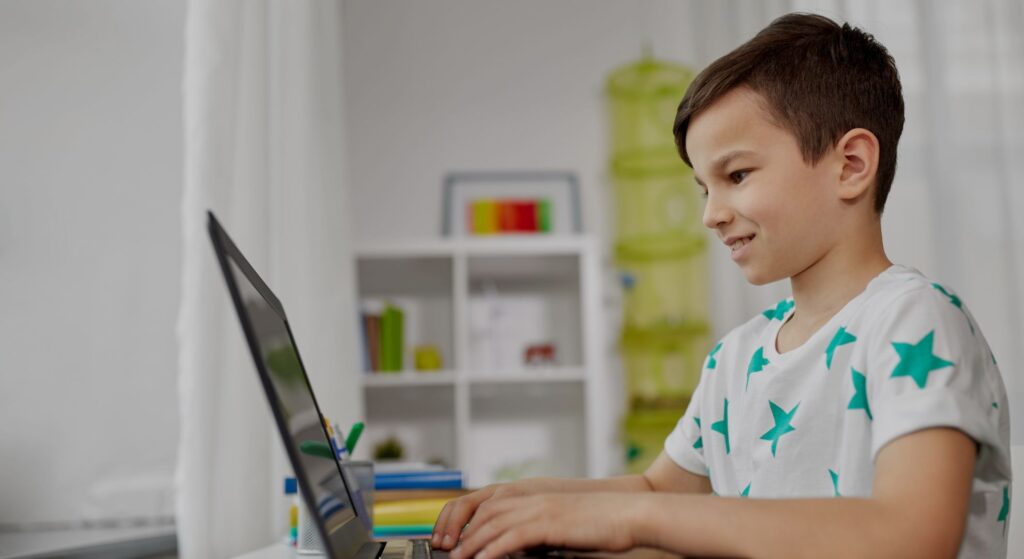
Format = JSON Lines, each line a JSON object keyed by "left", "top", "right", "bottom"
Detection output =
{"left": 471, "top": 200, "right": 498, "bottom": 235}
{"left": 373, "top": 498, "right": 449, "bottom": 526}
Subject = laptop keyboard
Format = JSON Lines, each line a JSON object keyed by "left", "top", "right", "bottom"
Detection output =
{"left": 413, "top": 539, "right": 448, "bottom": 559}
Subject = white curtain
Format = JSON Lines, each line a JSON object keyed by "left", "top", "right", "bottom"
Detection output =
{"left": 176, "top": 1, "right": 360, "bottom": 557}
{"left": 684, "top": 0, "right": 1024, "bottom": 441}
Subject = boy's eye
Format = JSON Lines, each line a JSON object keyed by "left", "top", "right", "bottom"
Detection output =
{"left": 729, "top": 170, "right": 750, "bottom": 183}
{"left": 699, "top": 188, "right": 708, "bottom": 199}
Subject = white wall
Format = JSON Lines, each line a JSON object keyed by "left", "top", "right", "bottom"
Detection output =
{"left": 0, "top": 0, "right": 183, "bottom": 525}
{"left": 340, "top": 0, "right": 792, "bottom": 345}
{"left": 343, "top": 1, "right": 687, "bottom": 243}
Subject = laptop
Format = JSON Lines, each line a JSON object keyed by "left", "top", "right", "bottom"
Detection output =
{"left": 208, "top": 212, "right": 649, "bottom": 559}
{"left": 208, "top": 211, "right": 441, "bottom": 559}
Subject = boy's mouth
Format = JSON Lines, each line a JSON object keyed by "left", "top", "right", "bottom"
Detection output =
{"left": 727, "top": 234, "right": 756, "bottom": 252}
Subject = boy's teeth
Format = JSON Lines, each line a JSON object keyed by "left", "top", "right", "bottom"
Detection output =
{"left": 731, "top": 236, "right": 753, "bottom": 250}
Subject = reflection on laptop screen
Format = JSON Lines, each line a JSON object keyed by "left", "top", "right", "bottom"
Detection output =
{"left": 224, "top": 254, "right": 361, "bottom": 537}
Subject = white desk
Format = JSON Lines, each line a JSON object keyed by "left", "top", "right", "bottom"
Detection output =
{"left": 235, "top": 542, "right": 318, "bottom": 558}
{"left": 0, "top": 525, "right": 176, "bottom": 559}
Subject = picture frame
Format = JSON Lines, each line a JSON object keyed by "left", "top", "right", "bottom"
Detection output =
{"left": 441, "top": 171, "right": 582, "bottom": 237}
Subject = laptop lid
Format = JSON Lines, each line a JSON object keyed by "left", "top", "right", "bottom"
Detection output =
{"left": 207, "top": 211, "right": 373, "bottom": 559}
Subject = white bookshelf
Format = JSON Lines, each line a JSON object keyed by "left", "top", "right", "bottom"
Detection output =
{"left": 354, "top": 236, "right": 614, "bottom": 487}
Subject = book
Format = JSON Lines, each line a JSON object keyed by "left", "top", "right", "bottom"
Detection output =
{"left": 470, "top": 199, "right": 498, "bottom": 234}
{"left": 538, "top": 199, "right": 551, "bottom": 232}
{"left": 373, "top": 498, "right": 449, "bottom": 526}
{"left": 374, "top": 489, "right": 470, "bottom": 503}
{"left": 363, "top": 313, "right": 381, "bottom": 372}
{"left": 372, "top": 524, "right": 434, "bottom": 538}
{"left": 380, "top": 304, "right": 404, "bottom": 371}
{"left": 374, "top": 461, "right": 447, "bottom": 474}
{"left": 375, "top": 470, "right": 463, "bottom": 491}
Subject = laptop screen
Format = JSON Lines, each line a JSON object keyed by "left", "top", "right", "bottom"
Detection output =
{"left": 209, "top": 213, "right": 371, "bottom": 557}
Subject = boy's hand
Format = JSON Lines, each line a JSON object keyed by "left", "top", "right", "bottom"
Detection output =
{"left": 433, "top": 482, "right": 534, "bottom": 549}
{"left": 448, "top": 493, "right": 638, "bottom": 559}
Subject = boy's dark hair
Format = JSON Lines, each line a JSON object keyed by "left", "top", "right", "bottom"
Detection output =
{"left": 673, "top": 13, "right": 904, "bottom": 214}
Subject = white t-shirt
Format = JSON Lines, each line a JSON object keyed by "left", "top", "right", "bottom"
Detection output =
{"left": 665, "top": 264, "right": 1011, "bottom": 558}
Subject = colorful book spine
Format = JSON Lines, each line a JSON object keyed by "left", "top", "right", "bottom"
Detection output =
{"left": 380, "top": 304, "right": 404, "bottom": 371}
{"left": 538, "top": 199, "right": 551, "bottom": 232}
{"left": 363, "top": 313, "right": 381, "bottom": 372}
{"left": 374, "top": 470, "right": 463, "bottom": 490}
{"left": 372, "top": 524, "right": 434, "bottom": 538}
{"left": 470, "top": 199, "right": 498, "bottom": 234}
{"left": 373, "top": 498, "right": 450, "bottom": 526}
{"left": 359, "top": 312, "right": 370, "bottom": 372}
{"left": 467, "top": 198, "right": 551, "bottom": 234}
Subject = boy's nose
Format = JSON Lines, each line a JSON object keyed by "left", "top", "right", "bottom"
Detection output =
{"left": 702, "top": 192, "right": 733, "bottom": 229}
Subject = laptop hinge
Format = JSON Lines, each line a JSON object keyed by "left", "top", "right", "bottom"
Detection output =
{"left": 381, "top": 539, "right": 416, "bottom": 559}
{"left": 353, "top": 541, "right": 387, "bottom": 559}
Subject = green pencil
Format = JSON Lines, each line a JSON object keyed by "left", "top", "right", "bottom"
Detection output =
{"left": 346, "top": 421, "right": 365, "bottom": 454}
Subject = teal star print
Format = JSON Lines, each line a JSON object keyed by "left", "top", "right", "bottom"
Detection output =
{"left": 825, "top": 327, "right": 857, "bottom": 370}
{"left": 711, "top": 399, "right": 731, "bottom": 454}
{"left": 762, "top": 298, "right": 795, "bottom": 321}
{"left": 746, "top": 347, "right": 770, "bottom": 390}
{"left": 829, "top": 469, "right": 840, "bottom": 497}
{"left": 931, "top": 282, "right": 962, "bottom": 308}
{"left": 890, "top": 330, "right": 954, "bottom": 389}
{"left": 760, "top": 400, "right": 799, "bottom": 457}
{"left": 931, "top": 283, "right": 975, "bottom": 334}
{"left": 693, "top": 417, "right": 703, "bottom": 450}
{"left": 707, "top": 342, "right": 723, "bottom": 370}
{"left": 741, "top": 482, "right": 751, "bottom": 497}
{"left": 848, "top": 368, "right": 873, "bottom": 420}
{"left": 999, "top": 485, "right": 1010, "bottom": 534}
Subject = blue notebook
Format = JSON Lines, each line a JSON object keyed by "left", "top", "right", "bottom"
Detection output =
{"left": 374, "top": 470, "right": 463, "bottom": 490}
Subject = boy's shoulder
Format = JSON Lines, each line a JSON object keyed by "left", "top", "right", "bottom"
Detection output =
{"left": 849, "top": 264, "right": 977, "bottom": 333}
{"left": 713, "top": 265, "right": 975, "bottom": 350}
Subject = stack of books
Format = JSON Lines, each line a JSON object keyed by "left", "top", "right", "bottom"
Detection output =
{"left": 360, "top": 303, "right": 404, "bottom": 372}
{"left": 467, "top": 198, "right": 552, "bottom": 235}
{"left": 372, "top": 464, "right": 467, "bottom": 538}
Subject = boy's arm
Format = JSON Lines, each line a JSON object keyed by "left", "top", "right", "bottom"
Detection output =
{"left": 636, "top": 427, "right": 975, "bottom": 558}
{"left": 452, "top": 427, "right": 975, "bottom": 559}
{"left": 433, "top": 452, "right": 710, "bottom": 549}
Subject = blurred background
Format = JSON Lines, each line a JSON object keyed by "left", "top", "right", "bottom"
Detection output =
{"left": 1, "top": 0, "right": 1021, "bottom": 557}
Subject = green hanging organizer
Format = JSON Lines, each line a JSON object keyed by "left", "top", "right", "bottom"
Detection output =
{"left": 606, "top": 54, "right": 711, "bottom": 474}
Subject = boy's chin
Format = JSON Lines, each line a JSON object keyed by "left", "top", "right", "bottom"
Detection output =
{"left": 739, "top": 264, "right": 784, "bottom": 286}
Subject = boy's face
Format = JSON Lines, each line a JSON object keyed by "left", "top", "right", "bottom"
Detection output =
{"left": 686, "top": 87, "right": 841, "bottom": 285}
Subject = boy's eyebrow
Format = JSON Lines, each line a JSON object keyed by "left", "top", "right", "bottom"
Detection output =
{"left": 693, "top": 149, "right": 757, "bottom": 187}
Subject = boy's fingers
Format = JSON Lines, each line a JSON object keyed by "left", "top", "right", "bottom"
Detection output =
{"left": 435, "top": 490, "right": 491, "bottom": 549}
{"left": 456, "top": 509, "right": 541, "bottom": 559}
{"left": 460, "top": 495, "right": 517, "bottom": 541}
{"left": 432, "top": 502, "right": 454, "bottom": 546}
{"left": 478, "top": 524, "right": 546, "bottom": 559}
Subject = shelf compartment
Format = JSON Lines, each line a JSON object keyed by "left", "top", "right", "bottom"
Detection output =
{"left": 466, "top": 253, "right": 583, "bottom": 373}
{"left": 466, "top": 382, "right": 586, "bottom": 486}
{"left": 363, "top": 384, "right": 457, "bottom": 468}
{"left": 357, "top": 255, "right": 455, "bottom": 372}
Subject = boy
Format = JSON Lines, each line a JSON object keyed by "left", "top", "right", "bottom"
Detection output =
{"left": 433, "top": 13, "right": 1011, "bottom": 558}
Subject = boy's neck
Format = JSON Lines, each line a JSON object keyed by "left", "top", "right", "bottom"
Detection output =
{"left": 787, "top": 232, "right": 892, "bottom": 332}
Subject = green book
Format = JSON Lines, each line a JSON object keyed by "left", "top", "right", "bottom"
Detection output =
{"left": 381, "top": 304, "right": 404, "bottom": 371}
{"left": 538, "top": 199, "right": 552, "bottom": 232}
{"left": 372, "top": 524, "right": 433, "bottom": 537}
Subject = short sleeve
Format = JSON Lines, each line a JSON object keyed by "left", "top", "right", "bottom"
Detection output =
{"left": 664, "top": 373, "right": 709, "bottom": 476}
{"left": 865, "top": 285, "right": 1002, "bottom": 460}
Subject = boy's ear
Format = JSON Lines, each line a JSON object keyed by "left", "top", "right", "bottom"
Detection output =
{"left": 835, "top": 128, "right": 880, "bottom": 202}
